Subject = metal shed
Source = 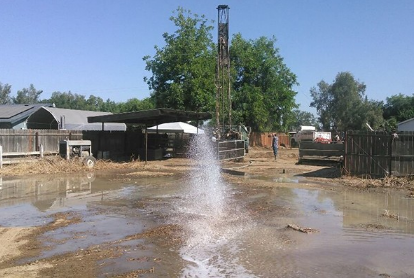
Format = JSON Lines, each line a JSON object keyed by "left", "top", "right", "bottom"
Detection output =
{"left": 87, "top": 108, "right": 212, "bottom": 162}
{"left": 27, "top": 107, "right": 126, "bottom": 131}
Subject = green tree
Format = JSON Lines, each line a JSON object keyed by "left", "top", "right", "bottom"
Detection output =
{"left": 13, "top": 84, "right": 43, "bottom": 104}
{"left": 309, "top": 80, "right": 332, "bottom": 130}
{"left": 383, "top": 93, "right": 414, "bottom": 122}
{"left": 86, "top": 95, "right": 105, "bottom": 111}
{"left": 288, "top": 109, "right": 319, "bottom": 131}
{"left": 310, "top": 72, "right": 383, "bottom": 131}
{"left": 358, "top": 98, "right": 385, "bottom": 131}
{"left": 46, "top": 91, "right": 88, "bottom": 110}
{"left": 46, "top": 91, "right": 121, "bottom": 112}
{"left": 0, "top": 82, "right": 12, "bottom": 104}
{"left": 101, "top": 99, "right": 120, "bottom": 113}
{"left": 44, "top": 91, "right": 154, "bottom": 113}
{"left": 118, "top": 98, "right": 155, "bottom": 113}
{"left": 230, "top": 34, "right": 298, "bottom": 131}
{"left": 383, "top": 117, "right": 398, "bottom": 132}
{"left": 144, "top": 8, "right": 298, "bottom": 132}
{"left": 143, "top": 7, "right": 216, "bottom": 112}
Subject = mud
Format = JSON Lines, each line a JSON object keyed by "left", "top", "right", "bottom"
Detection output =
{"left": 0, "top": 147, "right": 414, "bottom": 277}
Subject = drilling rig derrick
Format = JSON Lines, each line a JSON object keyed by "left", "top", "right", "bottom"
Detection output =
{"left": 216, "top": 5, "right": 231, "bottom": 140}
{"left": 214, "top": 5, "right": 250, "bottom": 158}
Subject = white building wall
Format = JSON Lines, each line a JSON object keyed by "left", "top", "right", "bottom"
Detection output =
{"left": 398, "top": 118, "right": 414, "bottom": 131}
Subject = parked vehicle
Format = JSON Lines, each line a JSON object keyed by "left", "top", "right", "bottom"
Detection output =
{"left": 291, "top": 126, "right": 331, "bottom": 146}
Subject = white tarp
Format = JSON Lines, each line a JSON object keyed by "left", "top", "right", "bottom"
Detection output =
{"left": 147, "top": 122, "right": 204, "bottom": 134}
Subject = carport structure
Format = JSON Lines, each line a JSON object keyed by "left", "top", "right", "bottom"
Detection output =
{"left": 87, "top": 108, "right": 212, "bottom": 162}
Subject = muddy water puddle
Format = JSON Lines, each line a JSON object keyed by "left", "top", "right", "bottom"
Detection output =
{"left": 285, "top": 188, "right": 414, "bottom": 277}
{"left": 1, "top": 172, "right": 414, "bottom": 277}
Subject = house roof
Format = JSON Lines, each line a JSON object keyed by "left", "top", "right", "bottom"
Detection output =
{"left": 27, "top": 107, "right": 126, "bottom": 131}
{"left": 397, "top": 117, "right": 414, "bottom": 126}
{"left": 87, "top": 108, "right": 212, "bottom": 126}
{"left": 397, "top": 117, "right": 414, "bottom": 132}
{"left": 0, "top": 104, "right": 50, "bottom": 128}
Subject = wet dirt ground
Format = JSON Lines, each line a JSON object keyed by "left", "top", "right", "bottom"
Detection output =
{"left": 1, "top": 147, "right": 414, "bottom": 277}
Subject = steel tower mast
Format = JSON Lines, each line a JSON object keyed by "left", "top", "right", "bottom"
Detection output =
{"left": 216, "top": 5, "right": 231, "bottom": 139}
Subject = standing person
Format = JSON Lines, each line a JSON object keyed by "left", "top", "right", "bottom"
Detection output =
{"left": 272, "top": 133, "right": 279, "bottom": 161}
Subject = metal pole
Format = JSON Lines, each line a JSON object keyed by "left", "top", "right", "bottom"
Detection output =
{"left": 215, "top": 7, "right": 221, "bottom": 138}
{"left": 227, "top": 7, "right": 231, "bottom": 128}
{"left": 145, "top": 127, "right": 148, "bottom": 164}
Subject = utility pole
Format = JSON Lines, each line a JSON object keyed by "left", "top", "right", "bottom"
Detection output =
{"left": 216, "top": 5, "right": 231, "bottom": 139}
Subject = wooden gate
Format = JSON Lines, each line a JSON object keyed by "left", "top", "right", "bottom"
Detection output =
{"left": 344, "top": 131, "right": 414, "bottom": 177}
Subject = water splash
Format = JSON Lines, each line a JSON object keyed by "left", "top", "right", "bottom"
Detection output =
{"left": 184, "top": 133, "right": 226, "bottom": 218}
{"left": 173, "top": 134, "right": 255, "bottom": 277}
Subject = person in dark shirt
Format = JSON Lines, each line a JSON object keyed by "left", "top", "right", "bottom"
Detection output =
{"left": 272, "top": 133, "right": 279, "bottom": 161}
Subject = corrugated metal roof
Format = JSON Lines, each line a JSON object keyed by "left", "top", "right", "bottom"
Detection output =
{"left": 88, "top": 108, "right": 212, "bottom": 126}
{"left": 27, "top": 107, "right": 126, "bottom": 131}
{"left": 0, "top": 105, "right": 34, "bottom": 119}
{"left": 44, "top": 107, "right": 112, "bottom": 123}
{"left": 0, "top": 104, "right": 49, "bottom": 127}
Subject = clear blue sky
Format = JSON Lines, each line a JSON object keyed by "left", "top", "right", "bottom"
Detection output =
{"left": 1, "top": 0, "right": 413, "bottom": 114}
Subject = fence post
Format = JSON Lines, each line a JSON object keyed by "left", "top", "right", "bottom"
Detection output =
{"left": 388, "top": 134, "right": 393, "bottom": 177}
{"left": 40, "top": 144, "right": 44, "bottom": 158}
{"left": 0, "top": 145, "right": 2, "bottom": 169}
{"left": 35, "top": 131, "right": 39, "bottom": 151}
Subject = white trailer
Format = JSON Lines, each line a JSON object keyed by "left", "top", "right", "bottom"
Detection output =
{"left": 291, "top": 126, "right": 331, "bottom": 146}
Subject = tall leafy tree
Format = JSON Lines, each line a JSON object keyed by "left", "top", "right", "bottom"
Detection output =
{"left": 86, "top": 95, "right": 105, "bottom": 111}
{"left": 310, "top": 72, "right": 383, "bottom": 131}
{"left": 13, "top": 84, "right": 42, "bottom": 104}
{"left": 360, "top": 98, "right": 384, "bottom": 131}
{"left": 144, "top": 8, "right": 298, "bottom": 132}
{"left": 46, "top": 91, "right": 88, "bottom": 110}
{"left": 0, "top": 82, "right": 12, "bottom": 104}
{"left": 101, "top": 99, "right": 120, "bottom": 113}
{"left": 383, "top": 93, "right": 414, "bottom": 122}
{"left": 309, "top": 80, "right": 332, "bottom": 130}
{"left": 288, "top": 109, "right": 319, "bottom": 131}
{"left": 143, "top": 7, "right": 216, "bottom": 112}
{"left": 118, "top": 97, "right": 155, "bottom": 113}
{"left": 230, "top": 34, "right": 298, "bottom": 131}
{"left": 44, "top": 91, "right": 155, "bottom": 113}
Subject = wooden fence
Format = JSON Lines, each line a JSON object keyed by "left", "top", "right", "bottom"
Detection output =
{"left": 0, "top": 129, "right": 179, "bottom": 163}
{"left": 249, "top": 132, "right": 291, "bottom": 148}
{"left": 3, "top": 129, "right": 413, "bottom": 178}
{"left": 344, "top": 131, "right": 414, "bottom": 177}
{"left": 0, "top": 129, "right": 82, "bottom": 153}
